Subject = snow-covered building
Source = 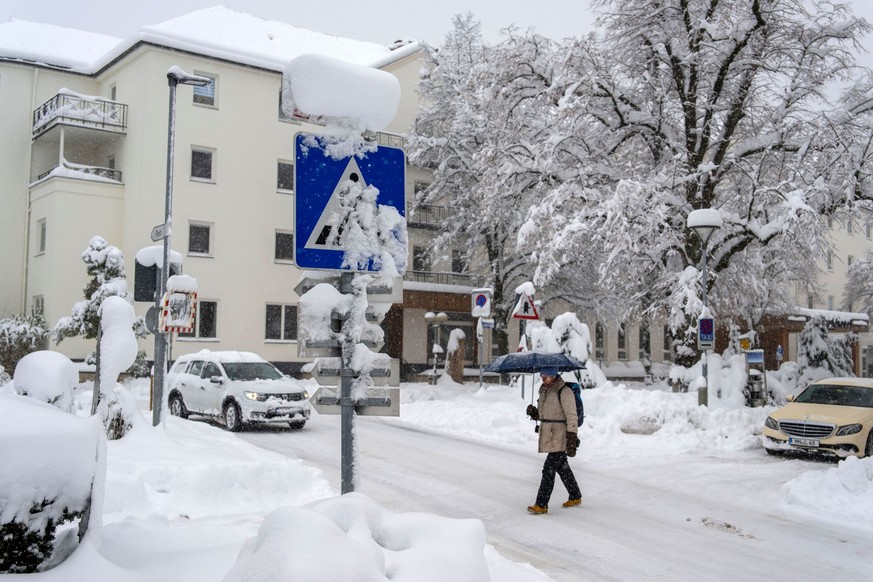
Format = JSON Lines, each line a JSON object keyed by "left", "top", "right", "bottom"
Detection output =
{"left": 0, "top": 7, "right": 478, "bottom": 375}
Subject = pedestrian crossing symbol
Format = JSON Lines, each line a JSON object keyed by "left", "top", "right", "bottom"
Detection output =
{"left": 294, "top": 132, "right": 406, "bottom": 272}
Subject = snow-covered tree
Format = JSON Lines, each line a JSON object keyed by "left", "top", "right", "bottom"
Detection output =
{"left": 843, "top": 247, "right": 873, "bottom": 317}
{"left": 52, "top": 236, "right": 148, "bottom": 381}
{"left": 797, "top": 315, "right": 856, "bottom": 385}
{"left": 518, "top": 0, "right": 872, "bottom": 369}
{"left": 0, "top": 313, "right": 48, "bottom": 380}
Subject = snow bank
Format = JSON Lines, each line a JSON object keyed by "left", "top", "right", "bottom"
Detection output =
{"left": 781, "top": 456, "right": 873, "bottom": 527}
{"left": 226, "top": 493, "right": 489, "bottom": 582}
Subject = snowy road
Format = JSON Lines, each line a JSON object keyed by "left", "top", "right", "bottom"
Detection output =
{"left": 241, "top": 414, "right": 873, "bottom": 582}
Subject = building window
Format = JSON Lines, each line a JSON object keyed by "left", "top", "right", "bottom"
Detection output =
{"left": 32, "top": 295, "right": 44, "bottom": 317}
{"left": 275, "top": 231, "right": 294, "bottom": 262}
{"left": 413, "top": 181, "right": 430, "bottom": 198}
{"left": 107, "top": 155, "right": 116, "bottom": 170}
{"left": 191, "top": 148, "right": 214, "bottom": 181}
{"left": 618, "top": 325, "right": 627, "bottom": 360}
{"left": 189, "top": 223, "right": 212, "bottom": 255}
{"left": 595, "top": 323, "right": 604, "bottom": 361}
{"left": 192, "top": 73, "right": 217, "bottom": 106}
{"left": 848, "top": 255, "right": 855, "bottom": 268}
{"left": 663, "top": 326, "right": 673, "bottom": 362}
{"left": 109, "top": 84, "right": 117, "bottom": 101}
{"left": 36, "top": 218, "right": 46, "bottom": 254}
{"left": 278, "top": 161, "right": 294, "bottom": 192}
{"left": 847, "top": 219, "right": 854, "bottom": 234}
{"left": 807, "top": 294, "right": 814, "bottom": 309}
{"left": 413, "top": 246, "right": 429, "bottom": 271}
{"left": 178, "top": 300, "right": 218, "bottom": 339}
{"left": 639, "top": 324, "right": 650, "bottom": 360}
{"left": 827, "top": 295, "right": 834, "bottom": 310}
{"left": 265, "top": 304, "right": 298, "bottom": 341}
{"left": 451, "top": 249, "right": 466, "bottom": 273}
{"left": 827, "top": 251, "right": 833, "bottom": 270}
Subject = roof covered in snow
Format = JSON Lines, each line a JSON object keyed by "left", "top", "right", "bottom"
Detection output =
{"left": 0, "top": 6, "right": 421, "bottom": 74}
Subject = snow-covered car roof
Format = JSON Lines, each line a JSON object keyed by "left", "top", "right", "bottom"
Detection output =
{"left": 174, "top": 350, "right": 268, "bottom": 364}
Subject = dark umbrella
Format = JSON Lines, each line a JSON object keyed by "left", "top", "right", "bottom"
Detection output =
{"left": 485, "top": 351, "right": 586, "bottom": 374}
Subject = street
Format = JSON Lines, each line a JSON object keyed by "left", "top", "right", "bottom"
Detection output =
{"left": 241, "top": 412, "right": 873, "bottom": 581}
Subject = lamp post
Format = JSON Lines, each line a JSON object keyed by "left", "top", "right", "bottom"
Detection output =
{"left": 424, "top": 311, "right": 448, "bottom": 385}
{"left": 152, "top": 67, "right": 210, "bottom": 427}
{"left": 687, "top": 208, "right": 723, "bottom": 407}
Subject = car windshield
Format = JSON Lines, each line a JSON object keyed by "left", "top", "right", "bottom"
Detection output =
{"left": 795, "top": 384, "right": 873, "bottom": 408}
{"left": 221, "top": 362, "right": 284, "bottom": 382}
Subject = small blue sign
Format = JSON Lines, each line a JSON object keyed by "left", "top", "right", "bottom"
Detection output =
{"left": 294, "top": 133, "right": 406, "bottom": 271}
{"left": 698, "top": 317, "right": 714, "bottom": 349}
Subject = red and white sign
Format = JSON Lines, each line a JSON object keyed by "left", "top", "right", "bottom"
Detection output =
{"left": 511, "top": 293, "right": 540, "bottom": 320}
{"left": 159, "top": 290, "right": 198, "bottom": 333}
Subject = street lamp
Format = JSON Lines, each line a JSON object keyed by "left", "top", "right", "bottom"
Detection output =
{"left": 152, "top": 67, "right": 210, "bottom": 427}
{"left": 687, "top": 208, "right": 723, "bottom": 407}
{"left": 424, "top": 311, "right": 448, "bottom": 385}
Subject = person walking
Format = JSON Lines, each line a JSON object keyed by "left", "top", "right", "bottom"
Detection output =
{"left": 525, "top": 366, "right": 581, "bottom": 514}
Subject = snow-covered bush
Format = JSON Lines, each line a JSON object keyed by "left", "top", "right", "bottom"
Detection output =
{"left": 796, "top": 316, "right": 856, "bottom": 389}
{"left": 12, "top": 350, "right": 78, "bottom": 413}
{"left": 0, "top": 313, "right": 48, "bottom": 382}
{"left": 0, "top": 394, "right": 103, "bottom": 573}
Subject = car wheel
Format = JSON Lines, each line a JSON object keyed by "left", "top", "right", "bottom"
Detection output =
{"left": 865, "top": 430, "right": 873, "bottom": 459}
{"left": 224, "top": 401, "right": 242, "bottom": 432}
{"left": 288, "top": 420, "right": 306, "bottom": 430}
{"left": 169, "top": 393, "right": 188, "bottom": 419}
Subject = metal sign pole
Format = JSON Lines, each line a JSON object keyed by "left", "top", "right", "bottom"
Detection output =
{"left": 340, "top": 272, "right": 355, "bottom": 494}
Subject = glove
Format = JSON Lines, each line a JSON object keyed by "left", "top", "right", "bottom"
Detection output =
{"left": 526, "top": 405, "right": 539, "bottom": 420}
{"left": 567, "top": 432, "right": 579, "bottom": 457}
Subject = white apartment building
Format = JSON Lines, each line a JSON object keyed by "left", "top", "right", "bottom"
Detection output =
{"left": 0, "top": 8, "right": 468, "bottom": 376}
{"left": 2, "top": 8, "right": 869, "bottom": 380}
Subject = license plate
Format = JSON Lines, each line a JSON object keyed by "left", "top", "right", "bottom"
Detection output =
{"left": 273, "top": 407, "right": 292, "bottom": 415}
{"left": 789, "top": 437, "right": 819, "bottom": 447}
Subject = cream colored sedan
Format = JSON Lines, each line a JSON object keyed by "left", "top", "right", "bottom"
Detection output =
{"left": 763, "top": 378, "right": 873, "bottom": 459}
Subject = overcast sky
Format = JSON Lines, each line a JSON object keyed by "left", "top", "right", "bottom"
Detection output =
{"left": 0, "top": 0, "right": 870, "bottom": 65}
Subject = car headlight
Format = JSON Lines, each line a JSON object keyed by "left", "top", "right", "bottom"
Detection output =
{"left": 764, "top": 416, "right": 779, "bottom": 430}
{"left": 836, "top": 423, "right": 862, "bottom": 436}
{"left": 244, "top": 391, "right": 268, "bottom": 401}
{"left": 304, "top": 390, "right": 310, "bottom": 399}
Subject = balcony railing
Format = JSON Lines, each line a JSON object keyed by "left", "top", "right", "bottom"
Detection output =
{"left": 404, "top": 271, "right": 484, "bottom": 287}
{"left": 33, "top": 91, "right": 128, "bottom": 138}
{"left": 408, "top": 204, "right": 453, "bottom": 227}
{"left": 37, "top": 161, "right": 122, "bottom": 183}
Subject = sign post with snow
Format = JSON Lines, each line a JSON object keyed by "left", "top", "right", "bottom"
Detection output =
{"left": 284, "top": 53, "right": 404, "bottom": 494}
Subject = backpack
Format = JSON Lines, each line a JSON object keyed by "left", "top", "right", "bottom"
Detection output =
{"left": 562, "top": 382, "right": 584, "bottom": 427}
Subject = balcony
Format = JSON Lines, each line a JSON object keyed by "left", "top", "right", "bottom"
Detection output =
{"left": 35, "top": 159, "right": 122, "bottom": 184}
{"left": 33, "top": 90, "right": 128, "bottom": 138}
{"left": 408, "top": 204, "right": 453, "bottom": 228}
{"left": 404, "top": 271, "right": 484, "bottom": 288}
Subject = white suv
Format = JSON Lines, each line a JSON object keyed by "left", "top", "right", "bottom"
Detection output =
{"left": 166, "top": 350, "right": 311, "bottom": 431}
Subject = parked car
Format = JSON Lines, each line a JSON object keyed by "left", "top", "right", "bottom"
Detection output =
{"left": 763, "top": 377, "right": 873, "bottom": 459}
{"left": 166, "top": 350, "right": 311, "bottom": 431}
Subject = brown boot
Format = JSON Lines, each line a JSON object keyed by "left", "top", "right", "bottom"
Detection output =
{"left": 527, "top": 504, "right": 548, "bottom": 514}
{"left": 562, "top": 498, "right": 582, "bottom": 508}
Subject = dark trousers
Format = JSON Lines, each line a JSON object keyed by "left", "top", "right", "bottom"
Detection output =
{"left": 536, "top": 452, "right": 581, "bottom": 507}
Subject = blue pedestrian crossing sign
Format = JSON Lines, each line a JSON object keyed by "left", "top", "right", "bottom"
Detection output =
{"left": 294, "top": 132, "right": 406, "bottom": 271}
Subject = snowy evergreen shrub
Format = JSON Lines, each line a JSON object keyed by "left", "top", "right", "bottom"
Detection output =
{"left": 0, "top": 501, "right": 83, "bottom": 573}
{"left": 796, "top": 316, "right": 857, "bottom": 388}
{"left": 0, "top": 314, "right": 48, "bottom": 379}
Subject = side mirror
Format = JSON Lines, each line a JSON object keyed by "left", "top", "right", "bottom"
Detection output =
{"left": 210, "top": 376, "right": 224, "bottom": 385}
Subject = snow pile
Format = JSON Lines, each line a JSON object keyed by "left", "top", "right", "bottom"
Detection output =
{"left": 102, "top": 417, "right": 332, "bottom": 521}
{"left": 780, "top": 456, "right": 873, "bottom": 527}
{"left": 226, "top": 493, "right": 489, "bottom": 582}
{"left": 12, "top": 350, "right": 78, "bottom": 413}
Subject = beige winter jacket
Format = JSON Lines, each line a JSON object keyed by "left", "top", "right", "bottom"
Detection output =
{"left": 536, "top": 377, "right": 578, "bottom": 453}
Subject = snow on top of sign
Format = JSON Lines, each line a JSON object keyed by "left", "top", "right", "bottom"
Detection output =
{"left": 515, "top": 281, "right": 536, "bottom": 296}
{"left": 686, "top": 208, "right": 723, "bottom": 229}
{"left": 283, "top": 53, "right": 400, "bottom": 131}
{"left": 135, "top": 246, "right": 183, "bottom": 268}
{"left": 1, "top": 7, "right": 420, "bottom": 74}
{"left": 166, "top": 274, "right": 198, "bottom": 293}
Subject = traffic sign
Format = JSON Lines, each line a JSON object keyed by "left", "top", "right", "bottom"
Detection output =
{"left": 698, "top": 317, "right": 715, "bottom": 350}
{"left": 511, "top": 293, "right": 540, "bottom": 320}
{"left": 471, "top": 288, "right": 493, "bottom": 318}
{"left": 294, "top": 132, "right": 406, "bottom": 271}
{"left": 311, "top": 356, "right": 399, "bottom": 387}
{"left": 309, "top": 387, "right": 400, "bottom": 416}
{"left": 293, "top": 275, "right": 403, "bottom": 303}
{"left": 150, "top": 223, "right": 170, "bottom": 242}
